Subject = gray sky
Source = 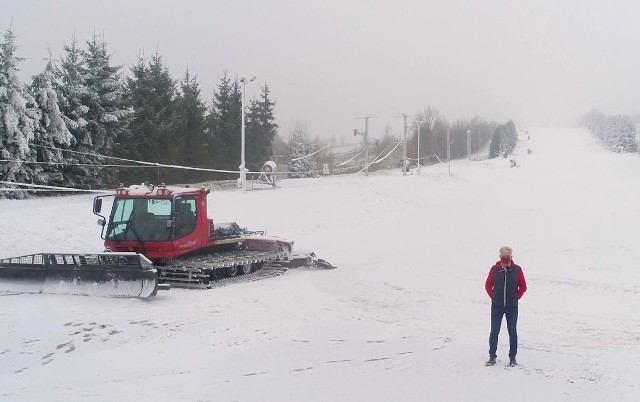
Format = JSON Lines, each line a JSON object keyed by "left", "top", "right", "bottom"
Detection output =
{"left": 4, "top": 0, "right": 639, "bottom": 141}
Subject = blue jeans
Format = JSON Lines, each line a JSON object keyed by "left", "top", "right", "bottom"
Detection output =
{"left": 489, "top": 305, "right": 518, "bottom": 358}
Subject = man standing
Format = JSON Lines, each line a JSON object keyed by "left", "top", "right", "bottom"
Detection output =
{"left": 485, "top": 246, "right": 527, "bottom": 366}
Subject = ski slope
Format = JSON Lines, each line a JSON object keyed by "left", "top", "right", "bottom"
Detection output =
{"left": 1, "top": 127, "right": 639, "bottom": 401}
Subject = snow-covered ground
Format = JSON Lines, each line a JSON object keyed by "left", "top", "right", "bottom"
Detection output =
{"left": 1, "top": 127, "right": 639, "bottom": 401}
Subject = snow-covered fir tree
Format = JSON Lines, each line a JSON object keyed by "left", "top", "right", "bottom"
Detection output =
{"left": 581, "top": 109, "right": 638, "bottom": 153}
{"left": 206, "top": 72, "right": 242, "bottom": 172}
{"left": 30, "top": 58, "right": 74, "bottom": 186}
{"left": 55, "top": 36, "right": 89, "bottom": 187}
{"left": 246, "top": 84, "right": 278, "bottom": 172}
{"left": 121, "top": 52, "right": 177, "bottom": 184}
{"left": 70, "top": 34, "right": 129, "bottom": 188}
{"left": 0, "top": 27, "right": 38, "bottom": 199}
{"left": 489, "top": 120, "right": 517, "bottom": 158}
{"left": 287, "top": 120, "right": 316, "bottom": 178}
{"left": 172, "top": 68, "right": 207, "bottom": 182}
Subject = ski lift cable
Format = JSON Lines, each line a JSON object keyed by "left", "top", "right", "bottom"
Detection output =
{"left": 0, "top": 181, "right": 110, "bottom": 193}
{"left": 30, "top": 144, "right": 317, "bottom": 176}
{"left": 331, "top": 147, "right": 365, "bottom": 158}
{"left": 0, "top": 160, "right": 168, "bottom": 168}
{"left": 347, "top": 143, "right": 400, "bottom": 176}
{"left": 371, "top": 142, "right": 401, "bottom": 164}
{"left": 0, "top": 188, "right": 92, "bottom": 193}
{"left": 432, "top": 151, "right": 447, "bottom": 165}
{"left": 336, "top": 149, "right": 364, "bottom": 167}
{"left": 31, "top": 145, "right": 249, "bottom": 174}
{"left": 289, "top": 145, "right": 331, "bottom": 162}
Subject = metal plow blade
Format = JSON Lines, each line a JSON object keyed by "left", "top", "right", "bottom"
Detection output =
{"left": 0, "top": 252, "right": 163, "bottom": 298}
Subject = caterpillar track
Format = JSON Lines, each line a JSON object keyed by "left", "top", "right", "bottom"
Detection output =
{"left": 158, "top": 249, "right": 290, "bottom": 288}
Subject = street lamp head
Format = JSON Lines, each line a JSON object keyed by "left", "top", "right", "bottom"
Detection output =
{"left": 250, "top": 76, "right": 257, "bottom": 82}
{"left": 239, "top": 77, "right": 245, "bottom": 83}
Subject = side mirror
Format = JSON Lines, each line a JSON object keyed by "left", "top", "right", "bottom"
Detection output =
{"left": 97, "top": 218, "right": 106, "bottom": 227}
{"left": 93, "top": 198, "right": 103, "bottom": 213}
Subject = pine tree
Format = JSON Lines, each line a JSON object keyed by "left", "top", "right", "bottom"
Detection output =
{"left": 617, "top": 115, "right": 638, "bottom": 152}
{"left": 0, "top": 27, "right": 38, "bottom": 198}
{"left": 75, "top": 33, "right": 129, "bottom": 187}
{"left": 246, "top": 83, "right": 278, "bottom": 172}
{"left": 287, "top": 120, "right": 316, "bottom": 178}
{"left": 30, "top": 58, "right": 74, "bottom": 187}
{"left": 173, "top": 68, "right": 207, "bottom": 182}
{"left": 206, "top": 72, "right": 241, "bottom": 174}
{"left": 55, "top": 35, "right": 89, "bottom": 187}
{"left": 582, "top": 110, "right": 638, "bottom": 153}
{"left": 489, "top": 121, "right": 518, "bottom": 159}
{"left": 122, "top": 52, "right": 176, "bottom": 183}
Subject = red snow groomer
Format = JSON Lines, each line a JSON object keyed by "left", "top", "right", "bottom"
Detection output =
{"left": 0, "top": 183, "right": 333, "bottom": 298}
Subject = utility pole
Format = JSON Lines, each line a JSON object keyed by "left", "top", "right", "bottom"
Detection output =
{"left": 467, "top": 129, "right": 471, "bottom": 167}
{"left": 355, "top": 116, "right": 377, "bottom": 176}
{"left": 416, "top": 120, "right": 424, "bottom": 175}
{"left": 402, "top": 114, "right": 408, "bottom": 176}
{"left": 447, "top": 127, "right": 451, "bottom": 175}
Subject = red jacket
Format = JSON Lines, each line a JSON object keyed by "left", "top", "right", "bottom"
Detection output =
{"left": 485, "top": 259, "right": 527, "bottom": 300}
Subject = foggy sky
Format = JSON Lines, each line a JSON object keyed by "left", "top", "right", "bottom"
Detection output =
{"left": 4, "top": 0, "right": 639, "bottom": 141}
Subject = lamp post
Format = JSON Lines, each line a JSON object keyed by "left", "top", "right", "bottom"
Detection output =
{"left": 239, "top": 75, "right": 257, "bottom": 191}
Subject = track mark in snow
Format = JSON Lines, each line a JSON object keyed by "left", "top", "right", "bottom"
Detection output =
{"left": 397, "top": 351, "right": 413, "bottom": 355}
{"left": 289, "top": 367, "right": 313, "bottom": 372}
{"left": 41, "top": 352, "right": 54, "bottom": 365}
{"left": 14, "top": 367, "right": 28, "bottom": 373}
{"left": 367, "top": 340, "right": 386, "bottom": 343}
{"left": 325, "top": 359, "right": 352, "bottom": 364}
{"left": 0, "top": 349, "right": 8, "bottom": 354}
{"left": 242, "top": 371, "right": 267, "bottom": 377}
{"left": 330, "top": 339, "right": 347, "bottom": 342}
{"left": 292, "top": 339, "right": 310, "bottom": 343}
{"left": 364, "top": 357, "right": 390, "bottom": 362}
{"left": 19, "top": 339, "right": 40, "bottom": 355}
{"left": 56, "top": 342, "right": 75, "bottom": 353}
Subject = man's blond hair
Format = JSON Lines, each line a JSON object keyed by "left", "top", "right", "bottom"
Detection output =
{"left": 499, "top": 246, "right": 513, "bottom": 256}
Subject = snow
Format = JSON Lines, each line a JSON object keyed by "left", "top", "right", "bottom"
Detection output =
{"left": 1, "top": 127, "right": 639, "bottom": 401}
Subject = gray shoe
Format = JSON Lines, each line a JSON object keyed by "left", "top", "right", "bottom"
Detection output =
{"left": 485, "top": 357, "right": 496, "bottom": 366}
{"left": 508, "top": 358, "right": 517, "bottom": 367}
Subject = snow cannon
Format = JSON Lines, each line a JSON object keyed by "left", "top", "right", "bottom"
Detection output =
{"left": 252, "top": 161, "right": 277, "bottom": 188}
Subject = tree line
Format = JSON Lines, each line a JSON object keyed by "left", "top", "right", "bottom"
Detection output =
{"left": 2, "top": 25, "right": 522, "bottom": 197}
{"left": 286, "top": 106, "right": 518, "bottom": 177}
{"left": 0, "top": 28, "right": 277, "bottom": 199}
{"left": 581, "top": 109, "right": 638, "bottom": 153}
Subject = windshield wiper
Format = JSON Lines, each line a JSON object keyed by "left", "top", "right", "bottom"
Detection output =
{"left": 110, "top": 220, "right": 145, "bottom": 245}
{"left": 123, "top": 219, "right": 145, "bottom": 245}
